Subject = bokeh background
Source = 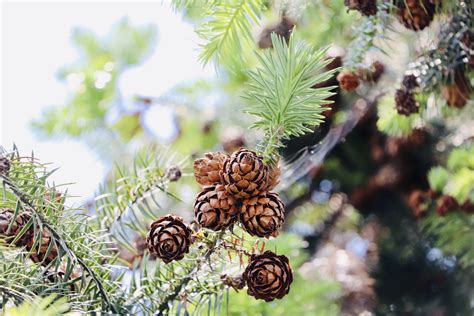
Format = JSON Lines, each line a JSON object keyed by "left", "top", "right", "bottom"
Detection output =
{"left": 2, "top": 1, "right": 213, "bottom": 200}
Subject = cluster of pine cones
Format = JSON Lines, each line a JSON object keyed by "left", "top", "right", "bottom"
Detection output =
{"left": 408, "top": 189, "right": 473, "bottom": 218}
{"left": 0, "top": 208, "right": 59, "bottom": 265}
{"left": 193, "top": 149, "right": 284, "bottom": 237}
{"left": 337, "top": 61, "right": 385, "bottom": 92}
{"left": 146, "top": 148, "right": 293, "bottom": 301}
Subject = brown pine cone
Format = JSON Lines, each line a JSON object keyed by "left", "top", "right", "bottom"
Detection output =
{"left": 408, "top": 190, "right": 429, "bottom": 218}
{"left": 26, "top": 227, "right": 59, "bottom": 265}
{"left": 243, "top": 250, "right": 293, "bottom": 301}
{"left": 221, "top": 149, "right": 268, "bottom": 199}
{"left": 436, "top": 195, "right": 459, "bottom": 216}
{"left": 146, "top": 214, "right": 192, "bottom": 263}
{"left": 357, "top": 61, "right": 385, "bottom": 83}
{"left": 461, "top": 200, "right": 474, "bottom": 214}
{"left": 165, "top": 165, "right": 182, "bottom": 182}
{"left": 337, "top": 71, "right": 360, "bottom": 91}
{"left": 396, "top": 0, "right": 436, "bottom": 31}
{"left": 258, "top": 15, "right": 295, "bottom": 49}
{"left": 194, "top": 184, "right": 238, "bottom": 231}
{"left": 240, "top": 192, "right": 285, "bottom": 238}
{"left": 221, "top": 274, "right": 246, "bottom": 291}
{"left": 0, "top": 156, "right": 11, "bottom": 175}
{"left": 441, "top": 74, "right": 471, "bottom": 108}
{"left": 344, "top": 0, "right": 377, "bottom": 16}
{"left": 402, "top": 74, "right": 419, "bottom": 90}
{"left": 0, "top": 209, "right": 31, "bottom": 246}
{"left": 194, "top": 152, "right": 228, "bottom": 186}
{"left": 395, "top": 89, "right": 419, "bottom": 116}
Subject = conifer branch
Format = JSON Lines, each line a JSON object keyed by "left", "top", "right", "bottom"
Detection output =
{"left": 243, "top": 33, "right": 337, "bottom": 162}
{"left": 197, "top": 0, "right": 264, "bottom": 65}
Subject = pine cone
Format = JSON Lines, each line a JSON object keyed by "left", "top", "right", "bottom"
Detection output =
{"left": 240, "top": 192, "right": 285, "bottom": 238}
{"left": 344, "top": 0, "right": 377, "bottom": 16}
{"left": 243, "top": 251, "right": 293, "bottom": 301}
{"left": 395, "top": 89, "right": 419, "bottom": 115}
{"left": 221, "top": 149, "right": 268, "bottom": 199}
{"left": 26, "top": 227, "right": 59, "bottom": 265}
{"left": 194, "top": 152, "right": 228, "bottom": 186}
{"left": 0, "top": 208, "right": 31, "bottom": 246}
{"left": 221, "top": 127, "right": 246, "bottom": 154}
{"left": 337, "top": 71, "right": 360, "bottom": 91}
{"left": 461, "top": 200, "right": 474, "bottom": 214}
{"left": 194, "top": 184, "right": 238, "bottom": 231}
{"left": 258, "top": 16, "right": 295, "bottom": 49}
{"left": 408, "top": 190, "right": 429, "bottom": 218}
{"left": 146, "top": 214, "right": 192, "bottom": 263}
{"left": 396, "top": 0, "right": 436, "bottom": 31}
{"left": 441, "top": 74, "right": 471, "bottom": 108}
{"left": 436, "top": 195, "right": 459, "bottom": 216}
{"left": 221, "top": 274, "right": 246, "bottom": 291}
{"left": 0, "top": 156, "right": 11, "bottom": 175}
{"left": 165, "top": 165, "right": 182, "bottom": 182}
{"left": 402, "top": 74, "right": 419, "bottom": 90}
{"left": 357, "top": 61, "right": 385, "bottom": 83}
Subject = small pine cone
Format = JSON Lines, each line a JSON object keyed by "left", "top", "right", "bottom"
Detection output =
{"left": 194, "top": 184, "right": 238, "bottom": 231}
{"left": 460, "top": 31, "right": 473, "bottom": 68}
{"left": 441, "top": 74, "right": 471, "bottom": 108}
{"left": 146, "top": 214, "right": 192, "bottom": 263}
{"left": 258, "top": 16, "right": 295, "bottom": 49}
{"left": 368, "top": 61, "right": 385, "bottom": 82}
{"left": 402, "top": 74, "right": 419, "bottom": 90}
{"left": 194, "top": 152, "right": 228, "bottom": 186}
{"left": 395, "top": 89, "right": 419, "bottom": 116}
{"left": 0, "top": 156, "right": 11, "bottom": 175}
{"left": 461, "top": 200, "right": 474, "bottom": 214}
{"left": 266, "top": 164, "right": 281, "bottom": 191}
{"left": 221, "top": 149, "right": 269, "bottom": 199}
{"left": 337, "top": 71, "right": 360, "bottom": 91}
{"left": 436, "top": 195, "right": 459, "bottom": 216}
{"left": 221, "top": 132, "right": 246, "bottom": 154}
{"left": 396, "top": 0, "right": 436, "bottom": 31}
{"left": 165, "top": 165, "right": 182, "bottom": 182}
{"left": 0, "top": 209, "right": 31, "bottom": 246}
{"left": 408, "top": 190, "right": 429, "bottom": 218}
{"left": 240, "top": 192, "right": 285, "bottom": 238}
{"left": 344, "top": 0, "right": 377, "bottom": 16}
{"left": 243, "top": 251, "right": 293, "bottom": 302}
{"left": 26, "top": 227, "right": 59, "bottom": 265}
{"left": 221, "top": 274, "right": 246, "bottom": 291}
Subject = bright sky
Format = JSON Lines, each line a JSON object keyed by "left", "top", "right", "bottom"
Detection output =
{"left": 1, "top": 1, "right": 214, "bottom": 202}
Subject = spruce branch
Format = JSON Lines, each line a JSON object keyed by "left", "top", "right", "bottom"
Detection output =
{"left": 243, "top": 33, "right": 337, "bottom": 162}
{"left": 0, "top": 173, "right": 118, "bottom": 314}
{"left": 197, "top": 0, "right": 265, "bottom": 65}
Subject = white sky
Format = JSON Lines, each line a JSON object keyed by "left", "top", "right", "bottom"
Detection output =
{"left": 1, "top": 1, "right": 214, "bottom": 202}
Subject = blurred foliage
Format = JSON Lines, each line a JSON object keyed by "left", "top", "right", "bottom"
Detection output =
{"left": 428, "top": 145, "right": 474, "bottom": 203}
{"left": 3, "top": 295, "right": 69, "bottom": 316}
{"left": 31, "top": 19, "right": 156, "bottom": 139}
